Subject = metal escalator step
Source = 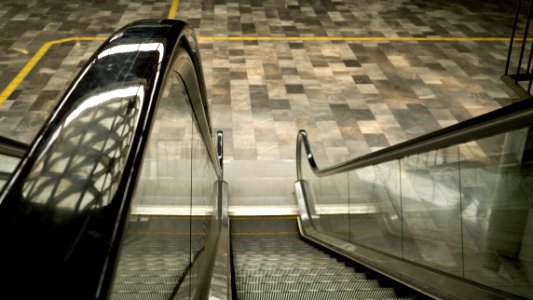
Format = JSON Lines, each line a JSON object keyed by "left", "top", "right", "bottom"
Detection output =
{"left": 114, "top": 267, "right": 188, "bottom": 275}
{"left": 234, "top": 254, "right": 335, "bottom": 260}
{"left": 237, "top": 262, "right": 344, "bottom": 268}
{"left": 237, "top": 289, "right": 399, "bottom": 300}
{"left": 236, "top": 268, "right": 356, "bottom": 278}
{"left": 232, "top": 219, "right": 409, "bottom": 300}
{"left": 235, "top": 251, "right": 328, "bottom": 258}
{"left": 110, "top": 235, "right": 190, "bottom": 300}
{"left": 236, "top": 265, "right": 353, "bottom": 272}
{"left": 109, "top": 294, "right": 170, "bottom": 300}
{"left": 111, "top": 282, "right": 175, "bottom": 293}
{"left": 114, "top": 277, "right": 178, "bottom": 284}
{"left": 235, "top": 274, "right": 368, "bottom": 283}
{"left": 237, "top": 280, "right": 382, "bottom": 292}
{"left": 117, "top": 260, "right": 188, "bottom": 268}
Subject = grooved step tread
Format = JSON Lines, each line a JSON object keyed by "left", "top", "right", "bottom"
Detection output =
{"left": 237, "top": 280, "right": 382, "bottom": 292}
{"left": 237, "top": 289, "right": 408, "bottom": 300}
{"left": 232, "top": 219, "right": 413, "bottom": 299}
{"left": 235, "top": 274, "right": 368, "bottom": 283}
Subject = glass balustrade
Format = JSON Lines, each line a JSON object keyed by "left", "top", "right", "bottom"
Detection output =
{"left": 302, "top": 126, "right": 533, "bottom": 298}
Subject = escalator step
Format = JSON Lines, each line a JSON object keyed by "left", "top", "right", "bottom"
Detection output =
{"left": 111, "top": 282, "right": 175, "bottom": 293}
{"left": 237, "top": 280, "right": 382, "bottom": 292}
{"left": 235, "top": 274, "right": 368, "bottom": 283}
{"left": 237, "top": 289, "right": 404, "bottom": 300}
{"left": 232, "top": 219, "right": 412, "bottom": 300}
{"left": 236, "top": 268, "right": 357, "bottom": 277}
{"left": 110, "top": 293, "right": 170, "bottom": 300}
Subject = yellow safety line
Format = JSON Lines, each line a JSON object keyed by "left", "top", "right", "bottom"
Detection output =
{"left": 0, "top": 34, "right": 512, "bottom": 106}
{"left": 167, "top": 0, "right": 180, "bottom": 19}
{"left": 233, "top": 231, "right": 298, "bottom": 236}
{"left": 199, "top": 36, "right": 511, "bottom": 42}
{"left": 0, "top": 37, "right": 106, "bottom": 105}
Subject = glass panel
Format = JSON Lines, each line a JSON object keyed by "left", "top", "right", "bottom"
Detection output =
{"left": 300, "top": 143, "right": 349, "bottom": 241}
{"left": 349, "top": 160, "right": 402, "bottom": 256}
{"left": 304, "top": 126, "right": 533, "bottom": 298}
{"left": 400, "top": 147, "right": 462, "bottom": 276}
{"left": 0, "top": 154, "right": 19, "bottom": 190}
{"left": 460, "top": 128, "right": 533, "bottom": 298}
{"left": 190, "top": 114, "right": 217, "bottom": 290}
{"left": 110, "top": 75, "right": 193, "bottom": 298}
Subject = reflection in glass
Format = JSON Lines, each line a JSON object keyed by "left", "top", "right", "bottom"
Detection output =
{"left": 0, "top": 154, "right": 19, "bottom": 191}
{"left": 21, "top": 85, "right": 143, "bottom": 211}
{"left": 301, "top": 145, "right": 349, "bottom": 241}
{"left": 110, "top": 76, "right": 192, "bottom": 299}
{"left": 303, "top": 126, "right": 533, "bottom": 298}
{"left": 460, "top": 129, "right": 533, "bottom": 298}
{"left": 190, "top": 115, "right": 217, "bottom": 292}
{"left": 349, "top": 161, "right": 402, "bottom": 256}
{"left": 401, "top": 147, "right": 462, "bottom": 276}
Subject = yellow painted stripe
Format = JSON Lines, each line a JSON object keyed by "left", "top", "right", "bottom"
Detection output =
{"left": 167, "top": 0, "right": 180, "bottom": 19}
{"left": 0, "top": 37, "right": 106, "bottom": 105}
{"left": 233, "top": 231, "right": 298, "bottom": 236}
{"left": 0, "top": 43, "right": 51, "bottom": 105}
{"left": 0, "top": 34, "right": 511, "bottom": 106}
{"left": 199, "top": 36, "right": 511, "bottom": 42}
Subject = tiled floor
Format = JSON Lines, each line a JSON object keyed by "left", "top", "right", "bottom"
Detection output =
{"left": 0, "top": 0, "right": 520, "bottom": 163}
{"left": 0, "top": 0, "right": 532, "bottom": 298}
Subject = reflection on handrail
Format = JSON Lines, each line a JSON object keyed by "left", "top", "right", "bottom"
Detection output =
{"left": 0, "top": 19, "right": 223, "bottom": 299}
{"left": 298, "top": 97, "right": 533, "bottom": 177}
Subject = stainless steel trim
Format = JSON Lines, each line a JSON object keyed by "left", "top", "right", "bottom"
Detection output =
{"left": 217, "top": 131, "right": 223, "bottom": 178}
{"left": 208, "top": 180, "right": 231, "bottom": 300}
{"left": 207, "top": 131, "right": 231, "bottom": 300}
{"left": 297, "top": 98, "right": 533, "bottom": 177}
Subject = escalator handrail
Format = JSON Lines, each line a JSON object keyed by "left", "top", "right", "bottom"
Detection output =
{"left": 297, "top": 96, "right": 533, "bottom": 178}
{"left": 0, "top": 19, "right": 222, "bottom": 298}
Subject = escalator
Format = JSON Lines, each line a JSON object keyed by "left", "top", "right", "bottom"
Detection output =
{"left": 232, "top": 217, "right": 417, "bottom": 300}
{"left": 0, "top": 19, "right": 532, "bottom": 299}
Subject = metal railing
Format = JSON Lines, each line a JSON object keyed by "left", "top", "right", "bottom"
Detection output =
{"left": 295, "top": 97, "right": 533, "bottom": 299}
{"left": 298, "top": 97, "right": 533, "bottom": 178}
{"left": 503, "top": 0, "right": 533, "bottom": 97}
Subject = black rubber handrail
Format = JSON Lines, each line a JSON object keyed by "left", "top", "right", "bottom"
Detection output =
{"left": 0, "top": 20, "right": 222, "bottom": 299}
{"left": 297, "top": 96, "right": 533, "bottom": 178}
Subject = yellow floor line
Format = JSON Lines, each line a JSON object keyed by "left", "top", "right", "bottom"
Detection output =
{"left": 233, "top": 231, "right": 298, "bottom": 236}
{"left": 0, "top": 37, "right": 106, "bottom": 105}
{"left": 167, "top": 0, "right": 180, "bottom": 19}
{"left": 0, "top": 34, "right": 511, "bottom": 106}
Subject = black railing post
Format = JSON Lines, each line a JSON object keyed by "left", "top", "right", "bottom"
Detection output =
{"left": 516, "top": 0, "right": 533, "bottom": 82}
{"left": 506, "top": 0, "right": 523, "bottom": 76}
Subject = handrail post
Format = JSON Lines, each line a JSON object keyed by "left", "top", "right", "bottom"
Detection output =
{"left": 506, "top": 0, "right": 523, "bottom": 76}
